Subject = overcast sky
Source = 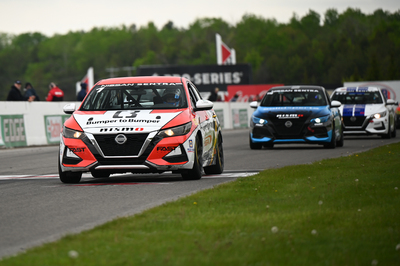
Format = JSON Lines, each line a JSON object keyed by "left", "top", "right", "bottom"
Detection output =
{"left": 1, "top": 0, "right": 399, "bottom": 36}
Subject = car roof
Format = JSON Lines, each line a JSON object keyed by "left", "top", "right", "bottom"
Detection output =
{"left": 334, "top": 86, "right": 381, "bottom": 92}
{"left": 95, "top": 76, "right": 185, "bottom": 85}
{"left": 270, "top": 85, "right": 325, "bottom": 91}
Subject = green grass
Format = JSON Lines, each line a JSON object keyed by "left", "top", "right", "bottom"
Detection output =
{"left": 2, "top": 143, "right": 400, "bottom": 266}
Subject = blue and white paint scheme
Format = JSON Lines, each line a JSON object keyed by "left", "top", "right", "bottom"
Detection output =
{"left": 249, "top": 85, "right": 343, "bottom": 149}
{"left": 331, "top": 87, "right": 397, "bottom": 138}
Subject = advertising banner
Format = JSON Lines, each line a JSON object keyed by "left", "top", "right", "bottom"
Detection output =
{"left": 0, "top": 115, "right": 27, "bottom": 148}
{"left": 232, "top": 109, "right": 248, "bottom": 129}
{"left": 214, "top": 109, "right": 224, "bottom": 129}
{"left": 227, "top": 84, "right": 284, "bottom": 102}
{"left": 44, "top": 115, "right": 70, "bottom": 144}
{"left": 0, "top": 122, "right": 4, "bottom": 146}
{"left": 136, "top": 64, "right": 252, "bottom": 93}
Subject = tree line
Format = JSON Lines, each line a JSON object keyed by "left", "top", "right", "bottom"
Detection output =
{"left": 0, "top": 7, "right": 399, "bottom": 101}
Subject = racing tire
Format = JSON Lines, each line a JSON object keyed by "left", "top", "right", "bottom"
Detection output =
{"left": 382, "top": 119, "right": 392, "bottom": 139}
{"left": 91, "top": 170, "right": 110, "bottom": 178}
{"left": 181, "top": 136, "right": 203, "bottom": 180}
{"left": 324, "top": 125, "right": 336, "bottom": 149}
{"left": 204, "top": 134, "right": 224, "bottom": 175}
{"left": 58, "top": 162, "right": 82, "bottom": 183}
{"left": 249, "top": 135, "right": 262, "bottom": 150}
{"left": 336, "top": 125, "right": 344, "bottom": 147}
{"left": 391, "top": 123, "right": 397, "bottom": 138}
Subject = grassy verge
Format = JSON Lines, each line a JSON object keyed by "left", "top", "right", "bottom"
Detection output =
{"left": 2, "top": 143, "right": 400, "bottom": 265}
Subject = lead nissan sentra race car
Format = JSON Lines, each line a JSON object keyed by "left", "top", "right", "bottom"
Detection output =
{"left": 330, "top": 86, "right": 397, "bottom": 138}
{"left": 59, "top": 76, "right": 224, "bottom": 183}
{"left": 249, "top": 85, "right": 344, "bottom": 149}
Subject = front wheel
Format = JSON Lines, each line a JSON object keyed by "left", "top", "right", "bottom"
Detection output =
{"left": 59, "top": 162, "right": 82, "bottom": 183}
{"left": 181, "top": 136, "right": 203, "bottom": 180}
{"left": 382, "top": 118, "right": 392, "bottom": 139}
{"left": 336, "top": 125, "right": 344, "bottom": 147}
{"left": 391, "top": 122, "right": 397, "bottom": 138}
{"left": 324, "top": 125, "right": 336, "bottom": 149}
{"left": 204, "top": 134, "right": 224, "bottom": 175}
{"left": 249, "top": 135, "right": 262, "bottom": 150}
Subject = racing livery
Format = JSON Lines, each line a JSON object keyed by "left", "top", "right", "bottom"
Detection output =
{"left": 249, "top": 86, "right": 344, "bottom": 149}
{"left": 59, "top": 76, "right": 224, "bottom": 183}
{"left": 331, "top": 87, "right": 397, "bottom": 138}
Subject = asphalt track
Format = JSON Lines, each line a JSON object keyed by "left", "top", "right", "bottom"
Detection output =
{"left": 0, "top": 128, "right": 399, "bottom": 259}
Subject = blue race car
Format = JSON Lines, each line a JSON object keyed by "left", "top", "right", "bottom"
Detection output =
{"left": 249, "top": 85, "right": 344, "bottom": 149}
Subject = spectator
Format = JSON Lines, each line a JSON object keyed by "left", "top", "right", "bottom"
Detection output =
{"left": 24, "top": 82, "right": 40, "bottom": 101}
{"left": 77, "top": 82, "right": 87, "bottom": 101}
{"left": 46, "top": 82, "right": 64, "bottom": 101}
{"left": 208, "top": 87, "right": 219, "bottom": 102}
{"left": 7, "top": 80, "right": 35, "bottom": 101}
{"left": 230, "top": 93, "right": 239, "bottom": 102}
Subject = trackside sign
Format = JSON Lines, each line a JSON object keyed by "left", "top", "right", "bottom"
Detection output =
{"left": 0, "top": 115, "right": 27, "bottom": 148}
{"left": 44, "top": 115, "right": 70, "bottom": 144}
{"left": 136, "top": 64, "right": 252, "bottom": 92}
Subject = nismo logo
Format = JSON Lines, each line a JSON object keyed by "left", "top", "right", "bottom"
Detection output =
{"left": 276, "top": 114, "right": 304, "bottom": 119}
{"left": 100, "top": 128, "right": 144, "bottom": 132}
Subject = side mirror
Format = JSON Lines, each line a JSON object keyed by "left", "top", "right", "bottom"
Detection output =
{"left": 331, "top": 100, "right": 341, "bottom": 108}
{"left": 250, "top": 101, "right": 258, "bottom": 109}
{"left": 386, "top": 99, "right": 396, "bottom": 105}
{"left": 195, "top": 99, "right": 213, "bottom": 111}
{"left": 63, "top": 103, "right": 76, "bottom": 114}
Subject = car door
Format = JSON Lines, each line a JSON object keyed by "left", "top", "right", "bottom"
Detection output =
{"left": 186, "top": 82, "right": 214, "bottom": 162}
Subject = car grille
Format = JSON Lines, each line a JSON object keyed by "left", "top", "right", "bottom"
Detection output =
{"left": 343, "top": 116, "right": 366, "bottom": 127}
{"left": 93, "top": 133, "right": 149, "bottom": 156}
{"left": 269, "top": 116, "right": 308, "bottom": 137}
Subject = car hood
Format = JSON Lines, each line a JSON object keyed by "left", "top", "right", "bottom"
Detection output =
{"left": 339, "top": 103, "right": 386, "bottom": 117}
{"left": 253, "top": 106, "right": 331, "bottom": 120}
{"left": 73, "top": 110, "right": 183, "bottom": 134}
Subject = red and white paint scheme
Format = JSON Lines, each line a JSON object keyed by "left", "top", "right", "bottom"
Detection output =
{"left": 59, "top": 76, "right": 224, "bottom": 183}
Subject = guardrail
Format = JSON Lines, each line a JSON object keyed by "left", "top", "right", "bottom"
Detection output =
{"left": 0, "top": 101, "right": 255, "bottom": 148}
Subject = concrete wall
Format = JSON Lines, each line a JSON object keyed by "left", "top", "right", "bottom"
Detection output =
{"left": 0, "top": 101, "right": 255, "bottom": 148}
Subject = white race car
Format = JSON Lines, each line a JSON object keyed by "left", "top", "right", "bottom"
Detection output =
{"left": 59, "top": 76, "right": 224, "bottom": 183}
{"left": 331, "top": 87, "right": 397, "bottom": 138}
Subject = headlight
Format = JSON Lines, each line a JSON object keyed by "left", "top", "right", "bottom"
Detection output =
{"left": 310, "top": 115, "right": 330, "bottom": 124}
{"left": 63, "top": 126, "right": 86, "bottom": 139}
{"left": 157, "top": 122, "right": 192, "bottom": 137}
{"left": 252, "top": 116, "right": 268, "bottom": 125}
{"left": 372, "top": 111, "right": 386, "bottom": 119}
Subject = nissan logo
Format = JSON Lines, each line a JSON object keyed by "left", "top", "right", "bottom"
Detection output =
{"left": 285, "top": 121, "right": 293, "bottom": 128}
{"left": 350, "top": 116, "right": 357, "bottom": 122}
{"left": 115, "top": 134, "right": 127, "bottom": 145}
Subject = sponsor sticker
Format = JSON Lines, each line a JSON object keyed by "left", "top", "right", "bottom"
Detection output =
{"left": 204, "top": 135, "right": 212, "bottom": 146}
{"left": 70, "top": 147, "right": 85, "bottom": 153}
{"left": 187, "top": 139, "right": 194, "bottom": 152}
{"left": 156, "top": 146, "right": 176, "bottom": 152}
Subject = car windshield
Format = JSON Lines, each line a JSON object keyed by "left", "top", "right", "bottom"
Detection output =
{"left": 331, "top": 91, "right": 383, "bottom": 104}
{"left": 80, "top": 83, "right": 188, "bottom": 110}
{"left": 260, "top": 89, "right": 327, "bottom": 107}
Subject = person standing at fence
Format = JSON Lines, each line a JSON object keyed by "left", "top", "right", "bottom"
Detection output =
{"left": 46, "top": 82, "right": 64, "bottom": 101}
{"left": 7, "top": 80, "right": 35, "bottom": 101}
{"left": 77, "top": 82, "right": 87, "bottom": 101}
{"left": 24, "top": 82, "right": 40, "bottom": 101}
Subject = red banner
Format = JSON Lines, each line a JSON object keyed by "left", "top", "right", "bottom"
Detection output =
{"left": 226, "top": 84, "right": 283, "bottom": 102}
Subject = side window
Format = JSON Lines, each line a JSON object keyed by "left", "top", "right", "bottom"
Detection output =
{"left": 189, "top": 82, "right": 203, "bottom": 100}
{"left": 187, "top": 83, "right": 199, "bottom": 107}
